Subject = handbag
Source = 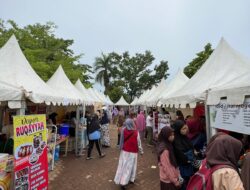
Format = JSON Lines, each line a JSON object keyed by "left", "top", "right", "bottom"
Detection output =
{"left": 89, "top": 130, "right": 101, "bottom": 140}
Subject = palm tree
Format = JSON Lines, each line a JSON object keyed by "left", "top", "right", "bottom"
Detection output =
{"left": 94, "top": 53, "right": 112, "bottom": 94}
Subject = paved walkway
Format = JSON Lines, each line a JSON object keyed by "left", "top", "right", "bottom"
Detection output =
{"left": 49, "top": 125, "right": 160, "bottom": 190}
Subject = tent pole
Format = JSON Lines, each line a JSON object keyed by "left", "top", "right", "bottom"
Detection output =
{"left": 205, "top": 90, "right": 217, "bottom": 141}
{"left": 75, "top": 105, "right": 80, "bottom": 156}
{"left": 16, "top": 100, "right": 26, "bottom": 115}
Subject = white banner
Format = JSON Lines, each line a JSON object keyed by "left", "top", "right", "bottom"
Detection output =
{"left": 209, "top": 99, "right": 250, "bottom": 135}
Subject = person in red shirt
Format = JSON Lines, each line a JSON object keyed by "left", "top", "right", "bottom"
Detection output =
{"left": 114, "top": 118, "right": 144, "bottom": 190}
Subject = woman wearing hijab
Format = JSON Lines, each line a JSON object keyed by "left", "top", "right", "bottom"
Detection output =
{"left": 100, "top": 110, "right": 111, "bottom": 147}
{"left": 158, "top": 126, "right": 182, "bottom": 190}
{"left": 86, "top": 113, "right": 105, "bottom": 160}
{"left": 114, "top": 118, "right": 144, "bottom": 190}
{"left": 176, "top": 110, "right": 184, "bottom": 121}
{"left": 172, "top": 120, "right": 195, "bottom": 190}
{"left": 136, "top": 111, "right": 146, "bottom": 139}
{"left": 206, "top": 133, "right": 244, "bottom": 190}
{"left": 241, "top": 153, "right": 250, "bottom": 190}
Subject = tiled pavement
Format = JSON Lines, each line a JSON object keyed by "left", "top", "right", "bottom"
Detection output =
{"left": 49, "top": 125, "right": 160, "bottom": 190}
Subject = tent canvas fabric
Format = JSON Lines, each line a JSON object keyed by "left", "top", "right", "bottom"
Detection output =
{"left": 0, "top": 80, "right": 23, "bottom": 102}
{"left": 130, "top": 97, "right": 139, "bottom": 106}
{"left": 115, "top": 96, "right": 130, "bottom": 106}
{"left": 159, "top": 69, "right": 189, "bottom": 106}
{"left": 145, "top": 78, "right": 168, "bottom": 106}
{"left": 87, "top": 88, "right": 103, "bottom": 103}
{"left": 0, "top": 35, "right": 64, "bottom": 105}
{"left": 75, "top": 79, "right": 95, "bottom": 105}
{"left": 164, "top": 38, "right": 250, "bottom": 108}
{"left": 137, "top": 86, "right": 156, "bottom": 105}
{"left": 106, "top": 95, "right": 113, "bottom": 105}
{"left": 47, "top": 65, "right": 85, "bottom": 105}
{"left": 207, "top": 72, "right": 250, "bottom": 105}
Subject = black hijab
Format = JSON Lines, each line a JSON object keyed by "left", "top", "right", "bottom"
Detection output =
{"left": 172, "top": 120, "right": 194, "bottom": 165}
{"left": 173, "top": 120, "right": 193, "bottom": 152}
{"left": 87, "top": 114, "right": 100, "bottom": 134}
{"left": 157, "top": 126, "right": 178, "bottom": 168}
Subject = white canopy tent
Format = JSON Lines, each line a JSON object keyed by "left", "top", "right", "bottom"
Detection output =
{"left": 105, "top": 95, "right": 113, "bottom": 105}
{"left": 164, "top": 38, "right": 250, "bottom": 108}
{"left": 130, "top": 97, "right": 139, "bottom": 106}
{"left": 115, "top": 96, "right": 130, "bottom": 106}
{"left": 159, "top": 69, "right": 190, "bottom": 106}
{"left": 87, "top": 88, "right": 103, "bottom": 103}
{"left": 47, "top": 65, "right": 85, "bottom": 105}
{"left": 145, "top": 78, "right": 168, "bottom": 106}
{"left": 137, "top": 86, "right": 157, "bottom": 105}
{"left": 207, "top": 72, "right": 250, "bottom": 105}
{"left": 74, "top": 79, "right": 95, "bottom": 105}
{"left": 0, "top": 35, "right": 64, "bottom": 106}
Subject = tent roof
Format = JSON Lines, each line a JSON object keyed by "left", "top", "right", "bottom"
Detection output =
{"left": 115, "top": 96, "right": 130, "bottom": 106}
{"left": 74, "top": 79, "right": 95, "bottom": 105}
{"left": 0, "top": 80, "right": 23, "bottom": 102}
{"left": 87, "top": 88, "right": 103, "bottom": 103}
{"left": 145, "top": 78, "right": 168, "bottom": 106}
{"left": 207, "top": 72, "right": 250, "bottom": 105}
{"left": 165, "top": 38, "right": 250, "bottom": 108}
{"left": 106, "top": 95, "right": 113, "bottom": 105}
{"left": 47, "top": 65, "right": 84, "bottom": 105}
{"left": 137, "top": 86, "right": 156, "bottom": 105}
{"left": 159, "top": 69, "right": 189, "bottom": 105}
{"left": 130, "top": 97, "right": 139, "bottom": 106}
{"left": 0, "top": 35, "right": 63, "bottom": 105}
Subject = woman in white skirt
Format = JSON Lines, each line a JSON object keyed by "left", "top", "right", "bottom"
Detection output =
{"left": 114, "top": 118, "right": 143, "bottom": 190}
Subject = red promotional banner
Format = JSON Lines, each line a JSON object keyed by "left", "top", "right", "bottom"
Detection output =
{"left": 13, "top": 115, "right": 48, "bottom": 190}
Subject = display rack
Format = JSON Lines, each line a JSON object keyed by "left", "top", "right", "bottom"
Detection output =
{"left": 47, "top": 124, "right": 57, "bottom": 171}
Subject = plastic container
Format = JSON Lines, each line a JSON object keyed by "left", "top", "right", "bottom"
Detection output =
{"left": 54, "top": 145, "right": 60, "bottom": 161}
{"left": 59, "top": 124, "right": 69, "bottom": 136}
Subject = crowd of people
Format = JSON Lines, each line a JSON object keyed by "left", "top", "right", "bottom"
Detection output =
{"left": 85, "top": 107, "right": 250, "bottom": 190}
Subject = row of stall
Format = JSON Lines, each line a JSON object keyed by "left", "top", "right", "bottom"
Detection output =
{"left": 0, "top": 35, "right": 115, "bottom": 190}
{"left": 131, "top": 38, "right": 250, "bottom": 138}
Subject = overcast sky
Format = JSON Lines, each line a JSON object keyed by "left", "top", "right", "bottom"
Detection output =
{"left": 1, "top": 0, "right": 250, "bottom": 89}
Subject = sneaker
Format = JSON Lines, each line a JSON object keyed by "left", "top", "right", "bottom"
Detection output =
{"left": 86, "top": 157, "right": 93, "bottom": 160}
{"left": 99, "top": 153, "right": 105, "bottom": 158}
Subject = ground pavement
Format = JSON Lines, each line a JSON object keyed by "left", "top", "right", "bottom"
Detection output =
{"left": 49, "top": 125, "right": 160, "bottom": 190}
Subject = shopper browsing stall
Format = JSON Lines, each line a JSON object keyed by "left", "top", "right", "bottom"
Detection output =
{"left": 100, "top": 108, "right": 111, "bottom": 147}
{"left": 86, "top": 112, "right": 105, "bottom": 160}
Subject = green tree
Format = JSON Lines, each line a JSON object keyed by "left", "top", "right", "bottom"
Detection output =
{"left": 106, "top": 51, "right": 169, "bottom": 102}
{"left": 184, "top": 43, "right": 213, "bottom": 78}
{"left": 93, "top": 53, "right": 114, "bottom": 94}
{"left": 0, "top": 19, "right": 92, "bottom": 87}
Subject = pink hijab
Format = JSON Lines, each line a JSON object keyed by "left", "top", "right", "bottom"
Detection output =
{"left": 136, "top": 111, "right": 146, "bottom": 131}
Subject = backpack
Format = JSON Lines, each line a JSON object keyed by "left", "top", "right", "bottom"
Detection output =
{"left": 187, "top": 159, "right": 232, "bottom": 190}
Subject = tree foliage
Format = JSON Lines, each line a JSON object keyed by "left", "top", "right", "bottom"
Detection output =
{"left": 0, "top": 19, "right": 93, "bottom": 87}
{"left": 94, "top": 51, "right": 169, "bottom": 103}
{"left": 184, "top": 43, "right": 213, "bottom": 78}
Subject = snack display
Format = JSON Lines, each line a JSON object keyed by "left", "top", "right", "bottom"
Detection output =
{"left": 17, "top": 145, "right": 33, "bottom": 158}
{"left": 15, "top": 167, "right": 29, "bottom": 190}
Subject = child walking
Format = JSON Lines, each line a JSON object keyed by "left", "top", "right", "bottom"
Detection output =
{"left": 157, "top": 126, "right": 182, "bottom": 190}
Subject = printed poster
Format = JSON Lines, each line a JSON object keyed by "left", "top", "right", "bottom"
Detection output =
{"left": 209, "top": 100, "right": 250, "bottom": 135}
{"left": 13, "top": 115, "right": 48, "bottom": 190}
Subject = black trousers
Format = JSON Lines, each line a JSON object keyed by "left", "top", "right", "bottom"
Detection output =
{"left": 88, "top": 139, "right": 102, "bottom": 157}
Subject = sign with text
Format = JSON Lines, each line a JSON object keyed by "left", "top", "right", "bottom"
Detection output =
{"left": 13, "top": 115, "right": 48, "bottom": 190}
{"left": 209, "top": 101, "right": 250, "bottom": 135}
